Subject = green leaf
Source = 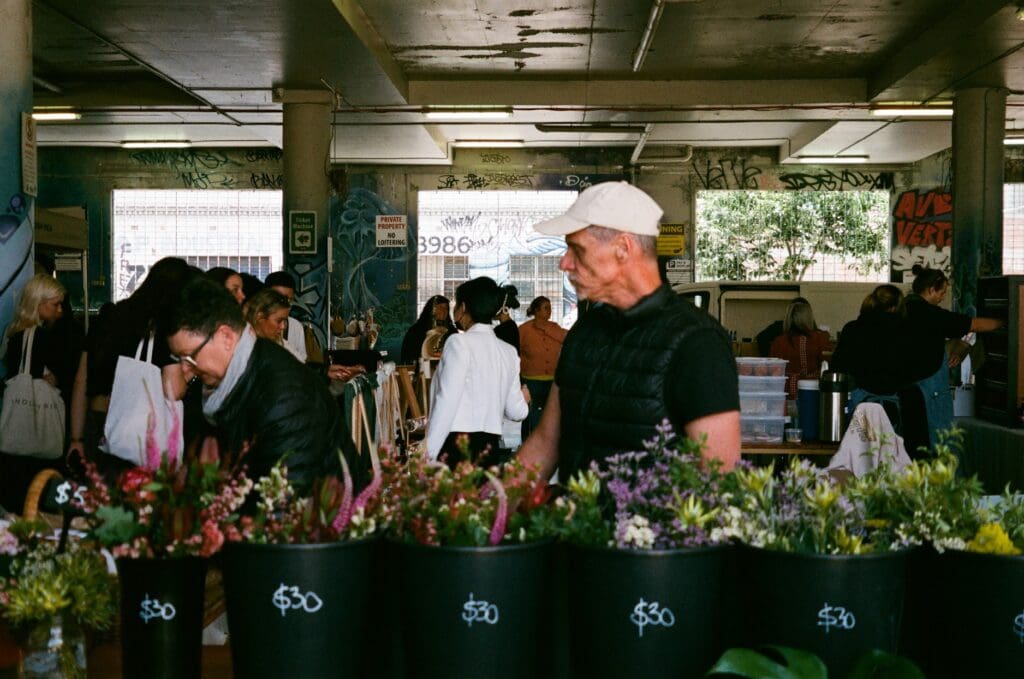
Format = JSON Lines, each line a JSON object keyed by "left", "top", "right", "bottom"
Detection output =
{"left": 94, "top": 505, "right": 141, "bottom": 546}
{"left": 847, "top": 649, "right": 924, "bottom": 679}
{"left": 706, "top": 646, "right": 827, "bottom": 679}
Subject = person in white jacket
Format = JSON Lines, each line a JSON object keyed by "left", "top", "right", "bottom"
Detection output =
{"left": 427, "top": 277, "right": 529, "bottom": 466}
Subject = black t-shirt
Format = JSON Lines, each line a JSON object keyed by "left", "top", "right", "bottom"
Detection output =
{"left": 903, "top": 295, "right": 972, "bottom": 380}
{"left": 664, "top": 326, "right": 740, "bottom": 426}
{"left": 832, "top": 311, "right": 916, "bottom": 394}
{"left": 85, "top": 307, "right": 173, "bottom": 398}
{"left": 494, "top": 319, "right": 520, "bottom": 355}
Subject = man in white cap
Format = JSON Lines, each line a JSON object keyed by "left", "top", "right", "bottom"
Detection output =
{"left": 517, "top": 181, "right": 740, "bottom": 479}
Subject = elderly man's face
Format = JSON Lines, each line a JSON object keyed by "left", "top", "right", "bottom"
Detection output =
{"left": 560, "top": 227, "right": 622, "bottom": 305}
{"left": 168, "top": 325, "right": 235, "bottom": 387}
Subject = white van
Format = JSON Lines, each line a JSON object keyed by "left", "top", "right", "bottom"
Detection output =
{"left": 671, "top": 280, "right": 908, "bottom": 353}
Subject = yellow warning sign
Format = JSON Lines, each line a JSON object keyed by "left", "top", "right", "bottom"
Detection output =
{"left": 657, "top": 223, "right": 686, "bottom": 256}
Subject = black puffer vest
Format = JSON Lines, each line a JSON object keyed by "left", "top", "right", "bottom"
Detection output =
{"left": 556, "top": 285, "right": 728, "bottom": 480}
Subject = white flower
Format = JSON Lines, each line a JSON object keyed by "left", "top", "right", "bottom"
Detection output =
{"left": 620, "top": 515, "right": 656, "bottom": 549}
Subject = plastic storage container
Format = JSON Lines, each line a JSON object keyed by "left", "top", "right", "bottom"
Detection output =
{"left": 735, "top": 357, "right": 788, "bottom": 376}
{"left": 738, "top": 375, "right": 788, "bottom": 393}
{"left": 739, "top": 392, "right": 787, "bottom": 416}
{"left": 740, "top": 415, "right": 786, "bottom": 443}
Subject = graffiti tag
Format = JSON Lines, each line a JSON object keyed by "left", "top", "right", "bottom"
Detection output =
{"left": 691, "top": 157, "right": 762, "bottom": 190}
{"left": 779, "top": 170, "right": 894, "bottom": 191}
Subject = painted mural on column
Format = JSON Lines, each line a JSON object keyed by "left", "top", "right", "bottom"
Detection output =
{"left": 0, "top": 0, "right": 36, "bottom": 376}
{"left": 890, "top": 188, "right": 952, "bottom": 281}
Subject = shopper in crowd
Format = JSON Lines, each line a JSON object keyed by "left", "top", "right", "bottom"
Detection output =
{"left": 0, "top": 275, "right": 78, "bottom": 510}
{"left": 517, "top": 181, "right": 741, "bottom": 480}
{"left": 401, "top": 294, "right": 457, "bottom": 363}
{"left": 518, "top": 296, "right": 567, "bottom": 441}
{"left": 207, "top": 266, "right": 245, "bottom": 305}
{"left": 754, "top": 297, "right": 808, "bottom": 358}
{"left": 493, "top": 284, "right": 521, "bottom": 353}
{"left": 244, "top": 288, "right": 305, "bottom": 361}
{"left": 902, "top": 265, "right": 1003, "bottom": 449}
{"left": 239, "top": 273, "right": 265, "bottom": 308}
{"left": 68, "top": 258, "right": 197, "bottom": 475}
{"left": 770, "top": 299, "right": 832, "bottom": 399}
{"left": 164, "top": 276, "right": 351, "bottom": 491}
{"left": 265, "top": 270, "right": 309, "bottom": 363}
{"left": 427, "top": 277, "right": 529, "bottom": 467}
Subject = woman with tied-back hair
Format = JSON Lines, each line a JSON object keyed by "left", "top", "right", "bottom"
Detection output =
{"left": 0, "top": 274, "right": 77, "bottom": 509}
{"left": 769, "top": 299, "right": 831, "bottom": 399}
{"left": 902, "top": 264, "right": 1004, "bottom": 450}
{"left": 518, "top": 295, "right": 567, "bottom": 441}
{"left": 207, "top": 266, "right": 245, "bottom": 305}
{"left": 67, "top": 257, "right": 199, "bottom": 475}
{"left": 493, "top": 284, "right": 521, "bottom": 353}
{"left": 400, "top": 294, "right": 457, "bottom": 363}
{"left": 426, "top": 277, "right": 529, "bottom": 467}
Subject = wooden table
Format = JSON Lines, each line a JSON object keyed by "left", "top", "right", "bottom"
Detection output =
{"left": 742, "top": 441, "right": 838, "bottom": 456}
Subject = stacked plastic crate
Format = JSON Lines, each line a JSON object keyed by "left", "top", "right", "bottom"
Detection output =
{"left": 736, "top": 358, "right": 788, "bottom": 444}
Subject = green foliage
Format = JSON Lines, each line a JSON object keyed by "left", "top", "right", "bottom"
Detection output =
{"left": 2, "top": 548, "right": 116, "bottom": 632}
{"left": 695, "top": 190, "right": 889, "bottom": 281}
{"left": 707, "top": 645, "right": 923, "bottom": 679}
{"left": 93, "top": 505, "right": 142, "bottom": 546}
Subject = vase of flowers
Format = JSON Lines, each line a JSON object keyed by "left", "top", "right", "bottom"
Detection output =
{"left": 74, "top": 429, "right": 245, "bottom": 679}
{"left": 0, "top": 518, "right": 116, "bottom": 679}
{"left": 382, "top": 453, "right": 556, "bottom": 679}
{"left": 554, "top": 426, "right": 736, "bottom": 679}
{"left": 732, "top": 457, "right": 912, "bottom": 677}
{"left": 220, "top": 447, "right": 383, "bottom": 679}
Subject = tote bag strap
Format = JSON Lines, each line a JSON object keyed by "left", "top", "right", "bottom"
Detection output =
{"left": 18, "top": 327, "right": 35, "bottom": 375}
{"left": 132, "top": 333, "right": 157, "bottom": 364}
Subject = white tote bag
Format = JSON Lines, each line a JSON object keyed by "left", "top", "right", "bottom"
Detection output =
{"left": 102, "top": 334, "right": 184, "bottom": 466}
{"left": 0, "top": 327, "right": 66, "bottom": 459}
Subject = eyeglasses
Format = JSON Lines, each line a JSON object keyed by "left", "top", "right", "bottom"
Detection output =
{"left": 170, "top": 332, "right": 213, "bottom": 368}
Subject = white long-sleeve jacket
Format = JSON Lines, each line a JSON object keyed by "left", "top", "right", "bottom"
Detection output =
{"left": 426, "top": 323, "right": 529, "bottom": 459}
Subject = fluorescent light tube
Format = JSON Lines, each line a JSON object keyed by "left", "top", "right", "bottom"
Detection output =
{"left": 426, "top": 110, "right": 511, "bottom": 120}
{"left": 796, "top": 156, "right": 868, "bottom": 164}
{"left": 31, "top": 112, "right": 81, "bottom": 121}
{"left": 121, "top": 141, "right": 192, "bottom": 149}
{"left": 453, "top": 140, "right": 524, "bottom": 148}
{"left": 870, "top": 107, "right": 953, "bottom": 117}
{"left": 1005, "top": 137, "right": 1024, "bottom": 146}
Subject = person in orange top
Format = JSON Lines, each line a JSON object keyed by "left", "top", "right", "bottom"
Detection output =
{"left": 770, "top": 299, "right": 831, "bottom": 399}
{"left": 518, "top": 296, "right": 568, "bottom": 440}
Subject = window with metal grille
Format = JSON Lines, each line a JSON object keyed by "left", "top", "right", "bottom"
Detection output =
{"left": 1004, "top": 184, "right": 1024, "bottom": 274}
{"left": 111, "top": 189, "right": 283, "bottom": 301}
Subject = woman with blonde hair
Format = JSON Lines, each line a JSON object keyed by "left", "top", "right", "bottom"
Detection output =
{"left": 245, "top": 288, "right": 303, "bottom": 360}
{"left": 769, "top": 299, "right": 831, "bottom": 399}
{"left": 0, "top": 274, "right": 78, "bottom": 509}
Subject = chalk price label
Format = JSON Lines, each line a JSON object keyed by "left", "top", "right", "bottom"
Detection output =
{"left": 272, "top": 583, "right": 324, "bottom": 617}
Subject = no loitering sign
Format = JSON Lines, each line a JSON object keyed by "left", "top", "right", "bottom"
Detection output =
{"left": 376, "top": 214, "right": 408, "bottom": 248}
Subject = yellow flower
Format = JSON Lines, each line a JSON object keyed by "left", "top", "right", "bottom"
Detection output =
{"left": 966, "top": 522, "right": 1022, "bottom": 556}
{"left": 567, "top": 470, "right": 601, "bottom": 501}
{"left": 737, "top": 466, "right": 773, "bottom": 495}
{"left": 834, "top": 527, "right": 870, "bottom": 555}
{"left": 925, "top": 458, "right": 955, "bottom": 486}
{"left": 671, "top": 492, "right": 720, "bottom": 529}
{"left": 896, "top": 462, "right": 925, "bottom": 492}
{"left": 804, "top": 480, "right": 838, "bottom": 511}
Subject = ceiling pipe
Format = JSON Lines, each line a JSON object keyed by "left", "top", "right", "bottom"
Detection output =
{"left": 630, "top": 124, "right": 655, "bottom": 164}
{"left": 632, "top": 1, "right": 666, "bottom": 72}
{"left": 33, "top": 76, "right": 63, "bottom": 94}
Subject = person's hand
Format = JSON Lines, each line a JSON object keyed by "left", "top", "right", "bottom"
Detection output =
{"left": 521, "top": 385, "right": 532, "bottom": 405}
{"left": 43, "top": 373, "right": 57, "bottom": 387}
{"left": 328, "top": 364, "right": 366, "bottom": 382}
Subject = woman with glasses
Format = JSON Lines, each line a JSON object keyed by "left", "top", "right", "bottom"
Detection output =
{"left": 67, "top": 257, "right": 199, "bottom": 476}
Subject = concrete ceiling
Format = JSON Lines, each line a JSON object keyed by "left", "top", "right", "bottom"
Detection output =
{"left": 28, "top": 0, "right": 1024, "bottom": 165}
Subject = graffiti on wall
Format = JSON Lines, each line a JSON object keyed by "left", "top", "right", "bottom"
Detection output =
{"left": 691, "top": 156, "right": 762, "bottom": 190}
{"left": 778, "top": 170, "right": 894, "bottom": 191}
{"left": 436, "top": 172, "right": 535, "bottom": 190}
{"left": 890, "top": 188, "right": 953, "bottom": 279}
{"left": 288, "top": 258, "right": 329, "bottom": 350}
{"left": 128, "top": 148, "right": 283, "bottom": 190}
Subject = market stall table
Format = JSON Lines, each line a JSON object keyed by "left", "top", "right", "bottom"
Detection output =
{"left": 742, "top": 441, "right": 838, "bottom": 457}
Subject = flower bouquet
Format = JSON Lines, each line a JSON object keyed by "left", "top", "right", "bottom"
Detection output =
{"left": 380, "top": 452, "right": 556, "bottom": 679}
{"left": 219, "top": 446, "right": 385, "bottom": 679}
{"left": 0, "top": 518, "right": 116, "bottom": 679}
{"left": 72, "top": 424, "right": 245, "bottom": 679}
{"left": 553, "top": 423, "right": 738, "bottom": 679}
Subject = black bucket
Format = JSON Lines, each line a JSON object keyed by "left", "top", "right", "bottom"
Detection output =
{"left": 899, "top": 547, "right": 948, "bottom": 676}
{"left": 395, "top": 540, "right": 553, "bottom": 679}
{"left": 942, "top": 550, "right": 1024, "bottom": 677}
{"left": 221, "top": 538, "right": 375, "bottom": 679}
{"left": 567, "top": 543, "right": 729, "bottom": 679}
{"left": 741, "top": 546, "right": 908, "bottom": 676}
{"left": 117, "top": 556, "right": 208, "bottom": 679}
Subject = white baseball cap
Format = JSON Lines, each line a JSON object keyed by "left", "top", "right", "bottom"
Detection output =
{"left": 534, "top": 181, "right": 664, "bottom": 237}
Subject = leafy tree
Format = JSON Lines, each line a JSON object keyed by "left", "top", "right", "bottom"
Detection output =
{"left": 696, "top": 190, "right": 889, "bottom": 281}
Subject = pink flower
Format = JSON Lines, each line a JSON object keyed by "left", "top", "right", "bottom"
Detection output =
{"left": 198, "top": 436, "right": 220, "bottom": 466}
{"left": 199, "top": 520, "right": 225, "bottom": 557}
{"left": 166, "top": 407, "right": 182, "bottom": 467}
{"left": 144, "top": 409, "right": 161, "bottom": 471}
{"left": 485, "top": 472, "right": 508, "bottom": 546}
{"left": 331, "top": 453, "right": 355, "bottom": 534}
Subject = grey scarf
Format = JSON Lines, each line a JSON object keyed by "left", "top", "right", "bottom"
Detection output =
{"left": 202, "top": 325, "right": 257, "bottom": 423}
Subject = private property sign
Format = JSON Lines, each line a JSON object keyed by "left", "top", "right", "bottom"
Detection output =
{"left": 376, "top": 214, "right": 408, "bottom": 248}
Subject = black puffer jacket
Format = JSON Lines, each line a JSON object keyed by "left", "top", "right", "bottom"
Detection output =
{"left": 212, "top": 338, "right": 346, "bottom": 493}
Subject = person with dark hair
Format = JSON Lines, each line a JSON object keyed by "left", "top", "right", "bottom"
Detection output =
{"left": 401, "top": 295, "right": 457, "bottom": 363}
{"left": 68, "top": 257, "right": 198, "bottom": 474}
{"left": 426, "top": 277, "right": 529, "bottom": 466}
{"left": 493, "top": 284, "right": 521, "bottom": 352}
{"left": 165, "top": 277, "right": 347, "bottom": 492}
{"left": 903, "top": 265, "right": 1003, "bottom": 449}
{"left": 518, "top": 296, "right": 568, "bottom": 441}
{"left": 239, "top": 273, "right": 265, "bottom": 306}
{"left": 517, "top": 182, "right": 740, "bottom": 481}
{"left": 770, "top": 299, "right": 831, "bottom": 398}
{"left": 265, "top": 270, "right": 308, "bottom": 362}
{"left": 207, "top": 266, "right": 245, "bottom": 305}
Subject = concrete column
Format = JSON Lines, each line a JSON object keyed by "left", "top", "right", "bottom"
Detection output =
{"left": 278, "top": 89, "right": 333, "bottom": 343}
{"left": 0, "top": 0, "right": 35, "bottom": 346}
{"left": 952, "top": 87, "right": 1005, "bottom": 313}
